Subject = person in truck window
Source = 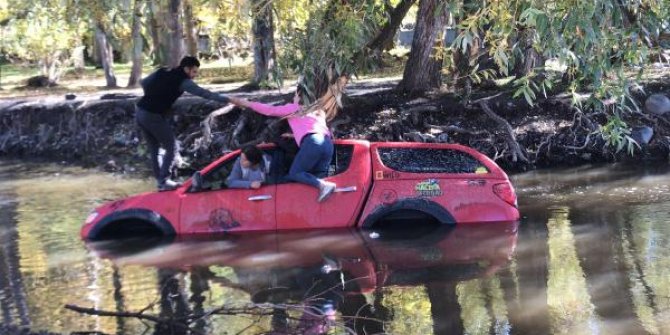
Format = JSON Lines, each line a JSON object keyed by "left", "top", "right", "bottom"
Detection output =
{"left": 228, "top": 76, "right": 347, "bottom": 202}
{"left": 226, "top": 145, "right": 270, "bottom": 189}
{"left": 135, "top": 56, "right": 231, "bottom": 191}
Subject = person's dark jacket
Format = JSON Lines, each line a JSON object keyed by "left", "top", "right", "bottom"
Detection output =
{"left": 137, "top": 67, "right": 229, "bottom": 115}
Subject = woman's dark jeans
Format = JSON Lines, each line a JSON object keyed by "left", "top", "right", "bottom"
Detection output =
{"left": 287, "top": 133, "right": 333, "bottom": 188}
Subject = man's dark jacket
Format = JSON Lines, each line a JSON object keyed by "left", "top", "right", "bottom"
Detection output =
{"left": 137, "top": 68, "right": 189, "bottom": 114}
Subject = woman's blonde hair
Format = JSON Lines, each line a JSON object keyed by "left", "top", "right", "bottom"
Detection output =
{"left": 286, "top": 75, "right": 348, "bottom": 122}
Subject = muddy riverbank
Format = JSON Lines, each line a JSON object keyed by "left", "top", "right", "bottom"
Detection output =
{"left": 1, "top": 78, "right": 669, "bottom": 177}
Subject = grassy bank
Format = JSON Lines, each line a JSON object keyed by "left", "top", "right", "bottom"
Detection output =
{"left": 0, "top": 58, "right": 256, "bottom": 98}
{"left": 0, "top": 53, "right": 408, "bottom": 99}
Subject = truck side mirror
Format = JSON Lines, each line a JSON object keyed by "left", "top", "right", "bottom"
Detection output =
{"left": 190, "top": 171, "right": 203, "bottom": 192}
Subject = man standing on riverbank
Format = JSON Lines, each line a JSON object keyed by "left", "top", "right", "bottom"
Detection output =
{"left": 136, "top": 56, "right": 230, "bottom": 191}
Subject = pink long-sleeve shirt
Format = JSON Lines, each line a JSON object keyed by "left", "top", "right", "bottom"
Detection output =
{"left": 248, "top": 102, "right": 331, "bottom": 146}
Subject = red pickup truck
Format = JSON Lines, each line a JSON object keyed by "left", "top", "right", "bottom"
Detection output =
{"left": 81, "top": 140, "right": 519, "bottom": 240}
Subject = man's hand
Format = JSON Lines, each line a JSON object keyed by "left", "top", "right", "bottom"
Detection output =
{"left": 250, "top": 181, "right": 261, "bottom": 189}
{"left": 229, "top": 97, "right": 250, "bottom": 108}
{"left": 218, "top": 94, "right": 230, "bottom": 104}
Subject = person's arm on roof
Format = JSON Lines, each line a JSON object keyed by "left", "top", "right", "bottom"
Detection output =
{"left": 229, "top": 97, "right": 300, "bottom": 117}
{"left": 180, "top": 79, "right": 230, "bottom": 103}
{"left": 225, "top": 158, "right": 253, "bottom": 189}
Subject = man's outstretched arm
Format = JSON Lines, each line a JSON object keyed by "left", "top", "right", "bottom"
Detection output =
{"left": 180, "top": 79, "right": 230, "bottom": 103}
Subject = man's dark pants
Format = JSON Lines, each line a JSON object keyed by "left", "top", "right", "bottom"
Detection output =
{"left": 135, "top": 106, "right": 175, "bottom": 184}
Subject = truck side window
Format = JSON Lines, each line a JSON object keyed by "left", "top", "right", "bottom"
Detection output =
{"left": 200, "top": 154, "right": 239, "bottom": 191}
{"left": 199, "top": 148, "right": 278, "bottom": 191}
{"left": 377, "top": 148, "right": 488, "bottom": 174}
{"left": 328, "top": 145, "right": 354, "bottom": 176}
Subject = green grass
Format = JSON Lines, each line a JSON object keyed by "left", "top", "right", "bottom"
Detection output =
{"left": 0, "top": 54, "right": 406, "bottom": 98}
{"left": 1, "top": 63, "right": 41, "bottom": 85}
{"left": 0, "top": 59, "right": 256, "bottom": 98}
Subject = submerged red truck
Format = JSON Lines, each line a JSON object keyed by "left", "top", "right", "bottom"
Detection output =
{"left": 81, "top": 140, "right": 519, "bottom": 240}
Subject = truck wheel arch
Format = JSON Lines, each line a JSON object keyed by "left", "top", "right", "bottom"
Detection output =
{"left": 87, "top": 209, "right": 176, "bottom": 240}
{"left": 361, "top": 198, "right": 456, "bottom": 228}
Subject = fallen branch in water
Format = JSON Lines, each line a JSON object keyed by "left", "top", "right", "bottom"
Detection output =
{"left": 65, "top": 304, "right": 166, "bottom": 323}
{"left": 66, "top": 301, "right": 382, "bottom": 335}
{"left": 66, "top": 273, "right": 383, "bottom": 335}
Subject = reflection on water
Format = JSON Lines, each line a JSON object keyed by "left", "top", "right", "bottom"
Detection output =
{"left": 0, "top": 161, "right": 155, "bottom": 333}
{"left": 1, "top": 160, "right": 670, "bottom": 334}
{"left": 545, "top": 207, "right": 600, "bottom": 334}
{"left": 87, "top": 223, "right": 517, "bottom": 334}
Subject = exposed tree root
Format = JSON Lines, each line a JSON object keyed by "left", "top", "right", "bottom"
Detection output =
{"left": 478, "top": 101, "right": 530, "bottom": 164}
{"left": 424, "top": 122, "right": 489, "bottom": 136}
{"left": 199, "top": 105, "right": 236, "bottom": 149}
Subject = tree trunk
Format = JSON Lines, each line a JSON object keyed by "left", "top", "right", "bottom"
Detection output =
{"left": 366, "top": 0, "right": 416, "bottom": 53}
{"left": 498, "top": 214, "right": 551, "bottom": 335}
{"left": 512, "top": 27, "right": 542, "bottom": 78}
{"left": 148, "top": 0, "right": 165, "bottom": 66}
{"left": 397, "top": 0, "right": 448, "bottom": 93}
{"left": 451, "top": 0, "right": 482, "bottom": 96}
{"left": 165, "top": 0, "right": 184, "bottom": 67}
{"left": 72, "top": 44, "right": 86, "bottom": 73}
{"left": 0, "top": 192, "right": 30, "bottom": 326}
{"left": 111, "top": 266, "right": 127, "bottom": 331}
{"left": 426, "top": 282, "right": 464, "bottom": 335}
{"left": 95, "top": 24, "right": 118, "bottom": 88}
{"left": 128, "top": 0, "right": 145, "bottom": 87}
{"left": 251, "top": 0, "right": 276, "bottom": 87}
{"left": 188, "top": 268, "right": 210, "bottom": 333}
{"left": 183, "top": 0, "right": 198, "bottom": 56}
{"left": 453, "top": 37, "right": 480, "bottom": 80}
{"left": 338, "top": 293, "right": 385, "bottom": 334}
{"left": 91, "top": 33, "right": 101, "bottom": 66}
{"left": 46, "top": 51, "right": 65, "bottom": 83}
{"left": 108, "top": 37, "right": 115, "bottom": 64}
{"left": 156, "top": 269, "right": 190, "bottom": 334}
{"left": 571, "top": 211, "right": 648, "bottom": 335}
{"left": 0, "top": 29, "right": 4, "bottom": 89}
{"left": 615, "top": 0, "right": 636, "bottom": 28}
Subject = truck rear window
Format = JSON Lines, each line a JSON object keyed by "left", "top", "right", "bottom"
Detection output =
{"left": 377, "top": 148, "right": 488, "bottom": 174}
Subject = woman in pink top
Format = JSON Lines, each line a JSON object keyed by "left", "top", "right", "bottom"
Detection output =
{"left": 229, "top": 77, "right": 347, "bottom": 202}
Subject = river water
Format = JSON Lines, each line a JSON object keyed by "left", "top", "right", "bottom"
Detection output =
{"left": 0, "top": 160, "right": 669, "bottom": 335}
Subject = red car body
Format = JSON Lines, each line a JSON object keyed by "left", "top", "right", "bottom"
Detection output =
{"left": 81, "top": 140, "right": 519, "bottom": 240}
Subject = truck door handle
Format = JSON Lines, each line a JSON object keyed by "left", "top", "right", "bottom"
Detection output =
{"left": 335, "top": 186, "right": 357, "bottom": 193}
{"left": 248, "top": 195, "right": 272, "bottom": 201}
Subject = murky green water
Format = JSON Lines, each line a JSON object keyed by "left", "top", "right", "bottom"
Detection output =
{"left": 1, "top": 160, "right": 669, "bottom": 334}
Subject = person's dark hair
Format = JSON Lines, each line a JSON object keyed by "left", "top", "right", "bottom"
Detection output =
{"left": 241, "top": 145, "right": 263, "bottom": 166}
{"left": 179, "top": 56, "right": 200, "bottom": 68}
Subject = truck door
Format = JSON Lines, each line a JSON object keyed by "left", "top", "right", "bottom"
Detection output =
{"left": 275, "top": 140, "right": 371, "bottom": 229}
{"left": 180, "top": 152, "right": 276, "bottom": 233}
